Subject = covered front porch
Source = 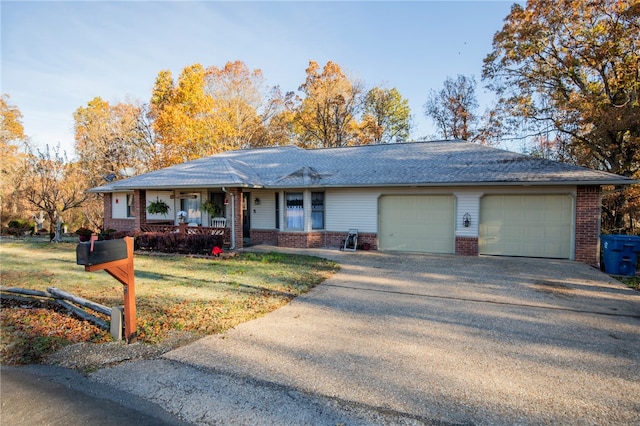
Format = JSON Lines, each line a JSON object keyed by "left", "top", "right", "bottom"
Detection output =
{"left": 102, "top": 187, "right": 245, "bottom": 249}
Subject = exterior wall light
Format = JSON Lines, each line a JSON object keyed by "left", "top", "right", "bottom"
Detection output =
{"left": 254, "top": 197, "right": 261, "bottom": 205}
{"left": 463, "top": 212, "right": 471, "bottom": 228}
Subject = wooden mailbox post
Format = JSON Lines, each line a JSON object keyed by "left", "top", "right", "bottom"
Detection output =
{"left": 76, "top": 236, "right": 137, "bottom": 343}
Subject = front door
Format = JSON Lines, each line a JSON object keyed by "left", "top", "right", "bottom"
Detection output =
{"left": 243, "top": 193, "right": 250, "bottom": 240}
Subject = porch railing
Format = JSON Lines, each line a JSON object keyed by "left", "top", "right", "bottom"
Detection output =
{"left": 140, "top": 223, "right": 229, "bottom": 240}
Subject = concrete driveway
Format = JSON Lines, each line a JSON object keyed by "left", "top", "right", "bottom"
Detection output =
{"left": 92, "top": 249, "right": 640, "bottom": 425}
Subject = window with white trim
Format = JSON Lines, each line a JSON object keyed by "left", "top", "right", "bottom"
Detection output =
{"left": 285, "top": 192, "right": 303, "bottom": 230}
{"left": 126, "top": 194, "right": 135, "bottom": 218}
{"left": 311, "top": 192, "right": 324, "bottom": 230}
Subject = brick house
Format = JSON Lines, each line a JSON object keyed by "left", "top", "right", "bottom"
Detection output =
{"left": 91, "top": 140, "right": 636, "bottom": 265}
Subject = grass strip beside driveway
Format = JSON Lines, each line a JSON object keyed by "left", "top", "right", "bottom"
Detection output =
{"left": 0, "top": 240, "right": 339, "bottom": 363}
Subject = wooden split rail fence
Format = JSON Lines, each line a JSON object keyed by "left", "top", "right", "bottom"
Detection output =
{"left": 1, "top": 286, "right": 116, "bottom": 333}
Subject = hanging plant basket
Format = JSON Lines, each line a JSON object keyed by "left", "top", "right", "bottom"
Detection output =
{"left": 201, "top": 200, "right": 222, "bottom": 217}
{"left": 147, "top": 198, "right": 171, "bottom": 216}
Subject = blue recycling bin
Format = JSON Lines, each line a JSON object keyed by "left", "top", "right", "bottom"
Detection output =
{"left": 600, "top": 234, "right": 640, "bottom": 276}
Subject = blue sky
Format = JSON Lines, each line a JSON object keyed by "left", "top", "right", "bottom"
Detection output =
{"left": 2, "top": 1, "right": 515, "bottom": 157}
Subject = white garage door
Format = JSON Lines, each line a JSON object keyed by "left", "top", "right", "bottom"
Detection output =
{"left": 378, "top": 195, "right": 455, "bottom": 254}
{"left": 479, "top": 195, "right": 573, "bottom": 259}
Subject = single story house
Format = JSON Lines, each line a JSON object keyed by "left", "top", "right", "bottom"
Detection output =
{"left": 91, "top": 140, "right": 636, "bottom": 265}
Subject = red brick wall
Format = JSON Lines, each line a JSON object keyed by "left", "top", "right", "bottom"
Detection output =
{"left": 133, "top": 190, "right": 146, "bottom": 232}
{"left": 274, "top": 231, "right": 378, "bottom": 249}
{"left": 456, "top": 236, "right": 479, "bottom": 256}
{"left": 575, "top": 186, "right": 601, "bottom": 265}
{"left": 325, "top": 231, "right": 377, "bottom": 250}
{"left": 250, "top": 229, "right": 278, "bottom": 245}
{"left": 103, "top": 193, "right": 136, "bottom": 233}
{"left": 277, "top": 232, "right": 320, "bottom": 248}
{"left": 103, "top": 193, "right": 112, "bottom": 228}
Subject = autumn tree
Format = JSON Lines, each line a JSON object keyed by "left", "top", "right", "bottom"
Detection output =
{"left": 205, "top": 60, "right": 286, "bottom": 149}
{"left": 150, "top": 64, "right": 231, "bottom": 166}
{"left": 360, "top": 87, "right": 411, "bottom": 144}
{"left": 21, "top": 145, "right": 87, "bottom": 238}
{"left": 482, "top": 0, "right": 640, "bottom": 232}
{"left": 294, "top": 61, "right": 364, "bottom": 148}
{"left": 74, "top": 97, "right": 158, "bottom": 230}
{"left": 74, "top": 97, "right": 155, "bottom": 188}
{"left": 260, "top": 87, "right": 297, "bottom": 147}
{"left": 0, "top": 94, "right": 29, "bottom": 223}
{"left": 424, "top": 75, "right": 479, "bottom": 141}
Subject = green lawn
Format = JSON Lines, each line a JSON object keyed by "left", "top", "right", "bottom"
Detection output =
{"left": 1, "top": 239, "right": 339, "bottom": 362}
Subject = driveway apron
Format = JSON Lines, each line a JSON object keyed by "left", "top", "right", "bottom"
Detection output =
{"left": 94, "top": 249, "right": 640, "bottom": 425}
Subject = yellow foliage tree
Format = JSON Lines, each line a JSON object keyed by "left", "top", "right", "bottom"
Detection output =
{"left": 294, "top": 61, "right": 364, "bottom": 148}
{"left": 0, "top": 94, "right": 29, "bottom": 223}
{"left": 150, "top": 64, "right": 232, "bottom": 167}
{"left": 74, "top": 97, "right": 154, "bottom": 188}
{"left": 361, "top": 86, "right": 411, "bottom": 144}
{"left": 206, "top": 60, "right": 268, "bottom": 149}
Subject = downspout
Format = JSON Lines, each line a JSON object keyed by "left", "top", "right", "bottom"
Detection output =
{"left": 222, "top": 187, "right": 236, "bottom": 249}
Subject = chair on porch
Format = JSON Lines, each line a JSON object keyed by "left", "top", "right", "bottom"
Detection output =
{"left": 211, "top": 217, "right": 226, "bottom": 228}
{"left": 342, "top": 229, "right": 358, "bottom": 251}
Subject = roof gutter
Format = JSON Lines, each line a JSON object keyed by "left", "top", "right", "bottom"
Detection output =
{"left": 263, "top": 179, "right": 638, "bottom": 190}
{"left": 89, "top": 183, "right": 264, "bottom": 193}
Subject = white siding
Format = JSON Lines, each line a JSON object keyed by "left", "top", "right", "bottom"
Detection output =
{"left": 454, "top": 192, "right": 482, "bottom": 237}
{"left": 250, "top": 190, "right": 276, "bottom": 229}
{"left": 325, "top": 189, "right": 379, "bottom": 233}
{"left": 111, "top": 192, "right": 129, "bottom": 219}
{"left": 146, "top": 190, "right": 175, "bottom": 221}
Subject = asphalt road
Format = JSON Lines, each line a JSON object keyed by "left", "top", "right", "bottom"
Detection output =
{"left": 0, "top": 365, "right": 189, "bottom": 426}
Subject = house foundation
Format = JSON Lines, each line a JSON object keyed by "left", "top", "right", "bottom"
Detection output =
{"left": 455, "top": 236, "right": 479, "bottom": 256}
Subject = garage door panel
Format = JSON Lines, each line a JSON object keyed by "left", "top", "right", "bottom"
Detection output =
{"left": 379, "top": 195, "right": 454, "bottom": 254}
{"left": 480, "top": 195, "right": 573, "bottom": 259}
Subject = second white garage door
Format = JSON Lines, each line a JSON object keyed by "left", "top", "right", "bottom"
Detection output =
{"left": 479, "top": 194, "right": 573, "bottom": 259}
{"left": 378, "top": 195, "right": 455, "bottom": 254}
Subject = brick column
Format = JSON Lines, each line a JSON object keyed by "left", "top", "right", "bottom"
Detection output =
{"left": 575, "top": 186, "right": 601, "bottom": 265}
{"left": 103, "top": 193, "right": 112, "bottom": 229}
{"left": 455, "top": 236, "right": 479, "bottom": 256}
{"left": 134, "top": 190, "right": 146, "bottom": 233}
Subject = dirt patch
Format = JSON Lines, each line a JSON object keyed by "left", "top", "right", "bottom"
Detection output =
{"left": 45, "top": 331, "right": 199, "bottom": 373}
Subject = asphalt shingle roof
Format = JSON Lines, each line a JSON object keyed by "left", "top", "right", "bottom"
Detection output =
{"left": 91, "top": 140, "right": 635, "bottom": 192}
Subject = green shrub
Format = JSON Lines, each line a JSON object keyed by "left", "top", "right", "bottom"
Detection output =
{"left": 8, "top": 219, "right": 34, "bottom": 229}
{"left": 4, "top": 219, "right": 34, "bottom": 236}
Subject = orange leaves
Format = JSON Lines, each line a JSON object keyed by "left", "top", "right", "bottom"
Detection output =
{"left": 0, "top": 301, "right": 110, "bottom": 364}
{"left": 1, "top": 94, "right": 26, "bottom": 145}
{"left": 73, "top": 96, "right": 152, "bottom": 189}
{"left": 295, "top": 60, "right": 364, "bottom": 148}
{"left": 151, "top": 64, "right": 222, "bottom": 165}
{"left": 151, "top": 62, "right": 269, "bottom": 166}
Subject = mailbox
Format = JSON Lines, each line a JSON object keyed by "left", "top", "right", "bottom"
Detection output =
{"left": 76, "top": 239, "right": 128, "bottom": 266}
